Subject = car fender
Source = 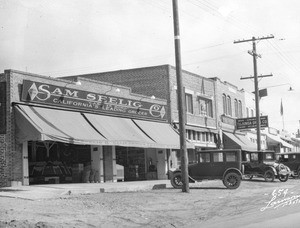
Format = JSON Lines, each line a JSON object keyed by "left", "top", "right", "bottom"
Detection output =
{"left": 223, "top": 168, "right": 242, "bottom": 179}
{"left": 266, "top": 166, "right": 277, "bottom": 174}
{"left": 168, "top": 169, "right": 181, "bottom": 177}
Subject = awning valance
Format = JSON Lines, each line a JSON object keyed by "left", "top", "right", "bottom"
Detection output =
{"left": 266, "top": 133, "right": 293, "bottom": 149}
{"left": 223, "top": 132, "right": 257, "bottom": 151}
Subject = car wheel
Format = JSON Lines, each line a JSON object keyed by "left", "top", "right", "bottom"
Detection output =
{"left": 279, "top": 174, "right": 289, "bottom": 182}
{"left": 170, "top": 172, "right": 183, "bottom": 189}
{"left": 223, "top": 172, "right": 241, "bottom": 189}
{"left": 264, "top": 170, "right": 275, "bottom": 182}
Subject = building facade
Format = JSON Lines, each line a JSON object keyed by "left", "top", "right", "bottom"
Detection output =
{"left": 0, "top": 69, "right": 193, "bottom": 187}
{"left": 63, "top": 65, "right": 219, "bottom": 168}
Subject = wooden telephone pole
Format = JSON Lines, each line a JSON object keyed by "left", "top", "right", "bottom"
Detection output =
{"left": 172, "top": 0, "right": 189, "bottom": 193}
{"left": 234, "top": 35, "right": 274, "bottom": 151}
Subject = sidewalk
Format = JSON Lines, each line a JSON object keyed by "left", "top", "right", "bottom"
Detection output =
{"left": 0, "top": 180, "right": 172, "bottom": 200}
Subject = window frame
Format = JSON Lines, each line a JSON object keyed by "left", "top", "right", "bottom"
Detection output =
{"left": 185, "top": 93, "right": 194, "bottom": 114}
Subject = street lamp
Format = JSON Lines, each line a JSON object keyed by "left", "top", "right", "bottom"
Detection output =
{"left": 258, "top": 83, "right": 294, "bottom": 97}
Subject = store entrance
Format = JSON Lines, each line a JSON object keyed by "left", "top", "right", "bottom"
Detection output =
{"left": 28, "top": 141, "right": 91, "bottom": 185}
{"left": 116, "top": 147, "right": 146, "bottom": 181}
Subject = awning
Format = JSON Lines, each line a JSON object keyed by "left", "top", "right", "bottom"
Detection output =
{"left": 173, "top": 123, "right": 218, "bottom": 134}
{"left": 15, "top": 105, "right": 108, "bottom": 145}
{"left": 133, "top": 119, "right": 195, "bottom": 149}
{"left": 223, "top": 132, "right": 257, "bottom": 151}
{"left": 266, "top": 133, "right": 293, "bottom": 149}
{"left": 83, "top": 113, "right": 158, "bottom": 148}
{"left": 15, "top": 105, "right": 188, "bottom": 149}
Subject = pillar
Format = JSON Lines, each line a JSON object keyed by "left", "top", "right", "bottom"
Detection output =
{"left": 22, "top": 141, "right": 29, "bottom": 186}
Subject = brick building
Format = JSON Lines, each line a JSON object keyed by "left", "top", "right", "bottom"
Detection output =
{"left": 209, "top": 77, "right": 258, "bottom": 151}
{"left": 63, "top": 65, "right": 219, "bottom": 168}
{"left": 0, "top": 69, "right": 193, "bottom": 187}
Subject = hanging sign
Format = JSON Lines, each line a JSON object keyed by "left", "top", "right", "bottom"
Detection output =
{"left": 21, "top": 80, "right": 167, "bottom": 121}
{"left": 236, "top": 116, "right": 268, "bottom": 130}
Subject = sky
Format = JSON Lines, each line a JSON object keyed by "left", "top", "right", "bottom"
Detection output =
{"left": 1, "top": 0, "right": 300, "bottom": 135}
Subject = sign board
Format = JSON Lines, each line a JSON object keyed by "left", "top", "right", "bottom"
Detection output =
{"left": 0, "top": 82, "right": 6, "bottom": 134}
{"left": 21, "top": 80, "right": 167, "bottom": 121}
{"left": 236, "top": 116, "right": 268, "bottom": 130}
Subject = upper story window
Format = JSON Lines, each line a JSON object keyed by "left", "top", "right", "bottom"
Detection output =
{"left": 227, "top": 96, "right": 232, "bottom": 116}
{"left": 246, "top": 107, "right": 249, "bottom": 117}
{"left": 238, "top": 100, "right": 242, "bottom": 118}
{"left": 222, "top": 94, "right": 227, "bottom": 115}
{"left": 198, "top": 97, "right": 213, "bottom": 117}
{"left": 185, "top": 93, "right": 193, "bottom": 114}
{"left": 234, "top": 99, "right": 238, "bottom": 117}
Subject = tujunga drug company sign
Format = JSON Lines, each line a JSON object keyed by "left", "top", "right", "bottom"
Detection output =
{"left": 236, "top": 116, "right": 268, "bottom": 130}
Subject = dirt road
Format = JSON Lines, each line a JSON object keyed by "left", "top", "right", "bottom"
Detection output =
{"left": 1, "top": 179, "right": 300, "bottom": 227}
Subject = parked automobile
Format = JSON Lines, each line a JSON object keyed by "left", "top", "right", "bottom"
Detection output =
{"left": 242, "top": 150, "right": 291, "bottom": 182}
{"left": 169, "top": 149, "right": 243, "bottom": 189}
{"left": 276, "top": 152, "right": 300, "bottom": 178}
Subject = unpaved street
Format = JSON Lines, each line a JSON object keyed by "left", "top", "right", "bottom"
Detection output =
{"left": 1, "top": 179, "right": 300, "bottom": 228}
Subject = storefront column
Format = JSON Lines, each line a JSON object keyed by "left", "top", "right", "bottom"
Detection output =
{"left": 22, "top": 141, "right": 29, "bottom": 186}
{"left": 91, "top": 146, "right": 104, "bottom": 183}
{"left": 103, "top": 146, "right": 115, "bottom": 182}
{"left": 112, "top": 146, "right": 117, "bottom": 183}
{"left": 156, "top": 149, "right": 167, "bottom": 180}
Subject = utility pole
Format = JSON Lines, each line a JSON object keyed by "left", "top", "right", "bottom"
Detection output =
{"left": 172, "top": 0, "right": 189, "bottom": 193}
{"left": 234, "top": 35, "right": 274, "bottom": 151}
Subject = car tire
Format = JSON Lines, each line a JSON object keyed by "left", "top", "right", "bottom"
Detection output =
{"left": 264, "top": 170, "right": 275, "bottom": 182}
{"left": 170, "top": 172, "right": 183, "bottom": 189}
{"left": 279, "top": 174, "right": 289, "bottom": 182}
{"left": 223, "top": 172, "right": 241, "bottom": 189}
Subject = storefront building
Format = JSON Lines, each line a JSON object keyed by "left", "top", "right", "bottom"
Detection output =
{"left": 0, "top": 69, "right": 193, "bottom": 187}
{"left": 62, "top": 65, "right": 219, "bottom": 167}
{"left": 210, "top": 77, "right": 262, "bottom": 151}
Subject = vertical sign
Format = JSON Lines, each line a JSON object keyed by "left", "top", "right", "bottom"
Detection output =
{"left": 0, "top": 82, "right": 6, "bottom": 134}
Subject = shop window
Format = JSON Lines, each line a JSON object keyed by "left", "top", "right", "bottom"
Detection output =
{"left": 213, "top": 152, "right": 223, "bottom": 162}
{"left": 116, "top": 147, "right": 146, "bottom": 181}
{"left": 226, "top": 152, "right": 237, "bottom": 162}
{"left": 198, "top": 97, "right": 213, "bottom": 117}
{"left": 185, "top": 93, "right": 193, "bottom": 114}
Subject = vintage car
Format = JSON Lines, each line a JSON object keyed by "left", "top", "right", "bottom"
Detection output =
{"left": 242, "top": 150, "right": 291, "bottom": 182}
{"left": 276, "top": 152, "right": 300, "bottom": 178}
{"left": 169, "top": 149, "right": 243, "bottom": 189}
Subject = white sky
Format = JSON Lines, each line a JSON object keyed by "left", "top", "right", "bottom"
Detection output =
{"left": 1, "top": 0, "right": 300, "bottom": 134}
